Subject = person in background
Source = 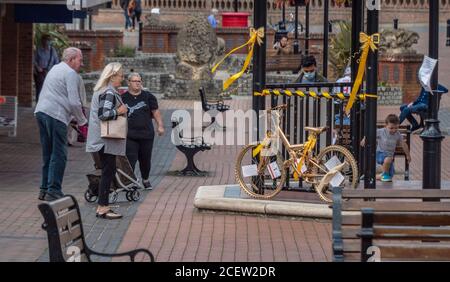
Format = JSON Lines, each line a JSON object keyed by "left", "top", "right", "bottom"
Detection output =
{"left": 120, "top": 0, "right": 132, "bottom": 31}
{"left": 127, "top": 0, "right": 136, "bottom": 31}
{"left": 86, "top": 63, "right": 128, "bottom": 219}
{"left": 35, "top": 47, "right": 87, "bottom": 201}
{"left": 208, "top": 8, "right": 219, "bottom": 28}
{"left": 34, "top": 34, "right": 59, "bottom": 102}
{"left": 273, "top": 35, "right": 293, "bottom": 55}
{"left": 132, "top": 0, "right": 142, "bottom": 31}
{"left": 294, "top": 55, "right": 327, "bottom": 83}
{"left": 122, "top": 73, "right": 164, "bottom": 190}
{"left": 399, "top": 84, "right": 448, "bottom": 132}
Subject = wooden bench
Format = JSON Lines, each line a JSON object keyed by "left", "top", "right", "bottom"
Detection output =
{"left": 359, "top": 207, "right": 450, "bottom": 262}
{"left": 334, "top": 123, "right": 411, "bottom": 180}
{"left": 38, "top": 195, "right": 155, "bottom": 262}
{"left": 266, "top": 51, "right": 302, "bottom": 72}
{"left": 171, "top": 118, "right": 211, "bottom": 176}
{"left": 332, "top": 187, "right": 450, "bottom": 262}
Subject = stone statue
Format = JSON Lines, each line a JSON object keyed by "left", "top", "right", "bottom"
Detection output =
{"left": 379, "top": 28, "right": 420, "bottom": 55}
{"left": 176, "top": 13, "right": 218, "bottom": 80}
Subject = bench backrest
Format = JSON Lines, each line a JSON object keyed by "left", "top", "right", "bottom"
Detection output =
{"left": 266, "top": 52, "right": 302, "bottom": 72}
{"left": 38, "top": 195, "right": 90, "bottom": 262}
{"left": 332, "top": 187, "right": 450, "bottom": 261}
{"left": 360, "top": 208, "right": 450, "bottom": 261}
{"left": 198, "top": 87, "right": 209, "bottom": 111}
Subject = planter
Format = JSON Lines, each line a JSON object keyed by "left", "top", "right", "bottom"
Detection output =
{"left": 221, "top": 12, "right": 249, "bottom": 28}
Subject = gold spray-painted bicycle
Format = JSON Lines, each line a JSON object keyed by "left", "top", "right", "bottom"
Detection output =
{"left": 235, "top": 104, "right": 358, "bottom": 202}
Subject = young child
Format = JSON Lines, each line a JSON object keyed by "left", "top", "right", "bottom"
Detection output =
{"left": 361, "top": 114, "right": 411, "bottom": 182}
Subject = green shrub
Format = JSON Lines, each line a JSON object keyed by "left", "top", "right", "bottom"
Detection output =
{"left": 113, "top": 46, "right": 136, "bottom": 58}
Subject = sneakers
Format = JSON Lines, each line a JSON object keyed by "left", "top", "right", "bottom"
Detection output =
{"left": 38, "top": 190, "right": 46, "bottom": 201}
{"left": 380, "top": 172, "right": 392, "bottom": 182}
{"left": 43, "top": 192, "right": 65, "bottom": 201}
{"left": 143, "top": 179, "right": 153, "bottom": 190}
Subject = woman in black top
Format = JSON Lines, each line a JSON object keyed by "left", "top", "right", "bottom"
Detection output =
{"left": 122, "top": 73, "right": 164, "bottom": 189}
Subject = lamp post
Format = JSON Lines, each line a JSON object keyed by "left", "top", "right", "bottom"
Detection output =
{"left": 421, "top": 0, "right": 444, "bottom": 190}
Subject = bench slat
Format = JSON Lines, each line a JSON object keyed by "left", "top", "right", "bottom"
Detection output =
{"left": 377, "top": 244, "right": 450, "bottom": 261}
{"left": 341, "top": 214, "right": 361, "bottom": 225}
{"left": 373, "top": 213, "right": 450, "bottom": 225}
{"left": 59, "top": 224, "right": 83, "bottom": 246}
{"left": 342, "top": 189, "right": 450, "bottom": 198}
{"left": 374, "top": 226, "right": 450, "bottom": 240}
{"left": 48, "top": 197, "right": 76, "bottom": 213}
{"left": 342, "top": 201, "right": 450, "bottom": 212}
{"left": 56, "top": 209, "right": 80, "bottom": 230}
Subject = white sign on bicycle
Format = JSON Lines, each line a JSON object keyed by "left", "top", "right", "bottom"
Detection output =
{"left": 325, "top": 156, "right": 345, "bottom": 187}
{"left": 242, "top": 164, "right": 258, "bottom": 177}
{"left": 268, "top": 162, "right": 282, "bottom": 179}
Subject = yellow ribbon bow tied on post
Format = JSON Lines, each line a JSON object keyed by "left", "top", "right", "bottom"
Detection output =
{"left": 345, "top": 32, "right": 380, "bottom": 114}
{"left": 212, "top": 27, "right": 265, "bottom": 91}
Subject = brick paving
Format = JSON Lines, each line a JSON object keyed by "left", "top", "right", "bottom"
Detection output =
{"left": 2, "top": 24, "right": 450, "bottom": 262}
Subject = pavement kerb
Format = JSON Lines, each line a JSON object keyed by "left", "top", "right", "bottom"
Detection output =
{"left": 194, "top": 185, "right": 337, "bottom": 219}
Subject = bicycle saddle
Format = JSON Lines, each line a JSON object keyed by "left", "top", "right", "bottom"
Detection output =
{"left": 304, "top": 126, "right": 327, "bottom": 134}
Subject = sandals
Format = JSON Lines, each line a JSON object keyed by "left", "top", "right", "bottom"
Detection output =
{"left": 96, "top": 209, "right": 123, "bottom": 220}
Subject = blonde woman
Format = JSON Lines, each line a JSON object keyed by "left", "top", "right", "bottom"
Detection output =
{"left": 86, "top": 63, "right": 128, "bottom": 219}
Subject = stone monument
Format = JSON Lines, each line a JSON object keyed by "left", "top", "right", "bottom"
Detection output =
{"left": 378, "top": 28, "right": 423, "bottom": 104}
{"left": 164, "top": 13, "right": 222, "bottom": 99}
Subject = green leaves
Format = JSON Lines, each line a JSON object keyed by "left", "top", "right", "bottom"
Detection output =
{"left": 34, "top": 24, "right": 69, "bottom": 57}
{"left": 329, "top": 21, "right": 351, "bottom": 78}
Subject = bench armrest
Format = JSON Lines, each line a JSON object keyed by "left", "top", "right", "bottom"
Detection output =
{"left": 88, "top": 248, "right": 155, "bottom": 262}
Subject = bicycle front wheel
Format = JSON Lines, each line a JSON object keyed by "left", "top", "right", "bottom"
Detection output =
{"left": 314, "top": 145, "right": 359, "bottom": 203}
{"left": 235, "top": 144, "right": 286, "bottom": 199}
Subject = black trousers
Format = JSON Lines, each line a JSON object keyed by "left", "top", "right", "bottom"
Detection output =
{"left": 132, "top": 11, "right": 142, "bottom": 29}
{"left": 33, "top": 71, "right": 46, "bottom": 102}
{"left": 126, "top": 137, "right": 154, "bottom": 180}
{"left": 98, "top": 148, "right": 116, "bottom": 206}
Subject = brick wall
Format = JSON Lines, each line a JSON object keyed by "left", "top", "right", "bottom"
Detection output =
{"left": 378, "top": 53, "right": 423, "bottom": 104}
{"left": 65, "top": 30, "right": 124, "bottom": 71}
{"left": 17, "top": 23, "right": 33, "bottom": 107}
{"left": 0, "top": 5, "right": 33, "bottom": 107}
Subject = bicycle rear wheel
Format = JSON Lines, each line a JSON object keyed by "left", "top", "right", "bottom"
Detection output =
{"left": 314, "top": 145, "right": 358, "bottom": 203}
{"left": 235, "top": 144, "right": 286, "bottom": 199}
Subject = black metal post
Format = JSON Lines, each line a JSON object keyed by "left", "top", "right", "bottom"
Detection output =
{"left": 351, "top": 0, "right": 363, "bottom": 172}
{"left": 294, "top": 5, "right": 300, "bottom": 54}
{"left": 305, "top": 2, "right": 310, "bottom": 55}
{"left": 282, "top": 2, "right": 286, "bottom": 24}
{"left": 253, "top": 0, "right": 267, "bottom": 142}
{"left": 446, "top": 19, "right": 450, "bottom": 46}
{"left": 421, "top": 0, "right": 444, "bottom": 190}
{"left": 138, "top": 21, "right": 143, "bottom": 51}
{"left": 234, "top": 0, "right": 238, "bottom": 12}
{"left": 364, "top": 4, "right": 379, "bottom": 189}
{"left": 394, "top": 18, "right": 399, "bottom": 30}
{"left": 323, "top": 0, "right": 329, "bottom": 78}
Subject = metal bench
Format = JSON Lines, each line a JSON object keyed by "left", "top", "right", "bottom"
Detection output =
{"left": 199, "top": 87, "right": 230, "bottom": 130}
{"left": 171, "top": 118, "right": 211, "bottom": 176}
{"left": 38, "top": 195, "right": 154, "bottom": 262}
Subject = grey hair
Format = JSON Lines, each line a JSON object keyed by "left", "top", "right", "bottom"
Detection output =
{"left": 127, "top": 72, "right": 142, "bottom": 81}
{"left": 62, "top": 47, "right": 81, "bottom": 62}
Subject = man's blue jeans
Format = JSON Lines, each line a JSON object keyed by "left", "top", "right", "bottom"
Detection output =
{"left": 399, "top": 103, "right": 427, "bottom": 129}
{"left": 36, "top": 112, "right": 67, "bottom": 197}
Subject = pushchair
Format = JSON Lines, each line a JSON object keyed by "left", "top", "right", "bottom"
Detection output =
{"left": 85, "top": 152, "right": 144, "bottom": 203}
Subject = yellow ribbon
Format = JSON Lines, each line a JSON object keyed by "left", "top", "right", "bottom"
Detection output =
{"left": 212, "top": 27, "right": 265, "bottom": 90}
{"left": 295, "top": 90, "right": 306, "bottom": 97}
{"left": 345, "top": 32, "right": 380, "bottom": 114}
{"left": 322, "top": 92, "right": 332, "bottom": 99}
{"left": 273, "top": 90, "right": 281, "bottom": 96}
{"left": 309, "top": 91, "right": 317, "bottom": 98}
{"left": 337, "top": 93, "right": 345, "bottom": 100}
{"left": 284, "top": 90, "right": 293, "bottom": 96}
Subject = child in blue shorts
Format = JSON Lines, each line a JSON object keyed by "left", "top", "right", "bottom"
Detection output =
{"left": 361, "top": 114, "right": 411, "bottom": 182}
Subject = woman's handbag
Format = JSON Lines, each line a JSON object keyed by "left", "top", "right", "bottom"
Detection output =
{"left": 100, "top": 93, "right": 128, "bottom": 139}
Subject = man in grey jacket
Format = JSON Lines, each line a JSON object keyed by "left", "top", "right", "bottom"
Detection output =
{"left": 35, "top": 47, "right": 88, "bottom": 201}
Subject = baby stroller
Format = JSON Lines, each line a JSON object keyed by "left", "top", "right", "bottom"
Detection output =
{"left": 85, "top": 152, "right": 144, "bottom": 204}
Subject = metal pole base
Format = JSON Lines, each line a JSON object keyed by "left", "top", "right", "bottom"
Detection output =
{"left": 420, "top": 119, "right": 444, "bottom": 189}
